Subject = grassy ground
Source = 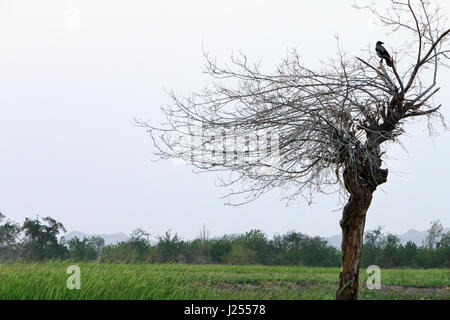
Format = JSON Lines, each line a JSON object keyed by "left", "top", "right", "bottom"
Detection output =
{"left": 0, "top": 262, "right": 448, "bottom": 300}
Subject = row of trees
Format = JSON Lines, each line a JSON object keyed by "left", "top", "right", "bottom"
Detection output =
{"left": 362, "top": 223, "right": 449, "bottom": 268}
{"left": 99, "top": 228, "right": 342, "bottom": 267}
{"left": 0, "top": 212, "right": 448, "bottom": 267}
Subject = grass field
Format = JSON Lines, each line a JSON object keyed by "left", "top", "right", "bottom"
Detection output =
{"left": 0, "top": 262, "right": 448, "bottom": 300}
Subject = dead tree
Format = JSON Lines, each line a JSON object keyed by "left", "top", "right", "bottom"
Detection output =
{"left": 139, "top": 0, "right": 449, "bottom": 300}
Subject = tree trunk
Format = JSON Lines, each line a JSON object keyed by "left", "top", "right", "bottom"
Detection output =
{"left": 336, "top": 169, "right": 374, "bottom": 300}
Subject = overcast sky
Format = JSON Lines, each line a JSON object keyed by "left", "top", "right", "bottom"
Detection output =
{"left": 0, "top": 0, "right": 449, "bottom": 240}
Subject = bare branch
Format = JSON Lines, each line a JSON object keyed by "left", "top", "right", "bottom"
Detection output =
{"left": 142, "top": 0, "right": 448, "bottom": 205}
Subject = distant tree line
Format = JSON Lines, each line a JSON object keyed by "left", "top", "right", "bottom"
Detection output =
{"left": 361, "top": 221, "right": 450, "bottom": 269}
{"left": 0, "top": 213, "right": 448, "bottom": 268}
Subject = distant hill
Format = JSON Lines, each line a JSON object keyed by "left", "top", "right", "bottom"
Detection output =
{"left": 326, "top": 235, "right": 343, "bottom": 249}
{"left": 326, "top": 228, "right": 449, "bottom": 248}
{"left": 64, "top": 231, "right": 130, "bottom": 245}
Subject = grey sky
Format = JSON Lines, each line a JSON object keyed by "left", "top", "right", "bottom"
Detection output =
{"left": 0, "top": 0, "right": 449, "bottom": 240}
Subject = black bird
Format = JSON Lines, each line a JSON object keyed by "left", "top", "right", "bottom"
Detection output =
{"left": 376, "top": 41, "right": 393, "bottom": 67}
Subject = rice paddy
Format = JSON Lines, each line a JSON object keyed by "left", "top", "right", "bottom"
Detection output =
{"left": 0, "top": 262, "right": 448, "bottom": 300}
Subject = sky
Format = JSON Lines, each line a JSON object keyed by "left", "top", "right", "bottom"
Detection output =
{"left": 0, "top": 0, "right": 449, "bottom": 241}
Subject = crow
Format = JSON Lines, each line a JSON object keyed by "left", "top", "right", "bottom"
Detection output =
{"left": 376, "top": 41, "right": 393, "bottom": 68}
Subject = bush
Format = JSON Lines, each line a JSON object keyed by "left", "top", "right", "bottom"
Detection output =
{"left": 209, "top": 238, "right": 232, "bottom": 263}
{"left": 67, "top": 236, "right": 101, "bottom": 261}
{"left": 156, "top": 231, "right": 186, "bottom": 263}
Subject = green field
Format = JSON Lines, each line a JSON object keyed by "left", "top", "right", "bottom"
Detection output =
{"left": 0, "top": 262, "right": 448, "bottom": 300}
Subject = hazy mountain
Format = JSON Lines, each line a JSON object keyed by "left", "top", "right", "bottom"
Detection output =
{"left": 64, "top": 231, "right": 130, "bottom": 245}
{"left": 326, "top": 235, "right": 342, "bottom": 249}
{"left": 326, "top": 228, "right": 449, "bottom": 248}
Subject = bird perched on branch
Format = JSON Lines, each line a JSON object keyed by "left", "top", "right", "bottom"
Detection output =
{"left": 376, "top": 41, "right": 393, "bottom": 68}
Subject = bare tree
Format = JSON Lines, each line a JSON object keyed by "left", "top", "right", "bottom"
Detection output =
{"left": 423, "top": 220, "right": 444, "bottom": 250}
{"left": 198, "top": 224, "right": 210, "bottom": 244}
{"left": 138, "top": 0, "right": 449, "bottom": 300}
